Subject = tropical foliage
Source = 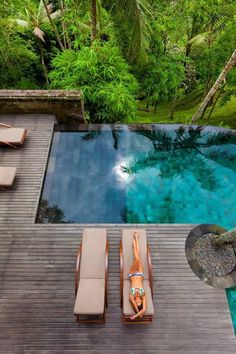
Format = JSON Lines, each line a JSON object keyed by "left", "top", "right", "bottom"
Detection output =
{"left": 0, "top": 0, "right": 236, "bottom": 125}
{"left": 49, "top": 43, "right": 139, "bottom": 122}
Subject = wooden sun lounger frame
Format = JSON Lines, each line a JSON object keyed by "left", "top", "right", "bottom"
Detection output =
{"left": 0, "top": 185, "right": 12, "bottom": 191}
{"left": 74, "top": 240, "right": 109, "bottom": 323}
{"left": 0, "top": 123, "right": 27, "bottom": 149}
{"left": 120, "top": 239, "right": 154, "bottom": 324}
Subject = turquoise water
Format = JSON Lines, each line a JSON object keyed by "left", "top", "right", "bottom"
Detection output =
{"left": 227, "top": 288, "right": 236, "bottom": 334}
{"left": 37, "top": 124, "right": 236, "bottom": 332}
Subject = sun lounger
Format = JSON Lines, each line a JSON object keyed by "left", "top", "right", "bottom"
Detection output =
{"left": 0, "top": 166, "right": 17, "bottom": 190}
{"left": 120, "top": 229, "right": 154, "bottom": 323}
{"left": 74, "top": 228, "right": 108, "bottom": 323}
{"left": 0, "top": 123, "right": 27, "bottom": 148}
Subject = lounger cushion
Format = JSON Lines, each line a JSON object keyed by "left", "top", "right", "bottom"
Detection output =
{"left": 0, "top": 166, "right": 16, "bottom": 187}
{"left": 122, "top": 229, "right": 149, "bottom": 280}
{"left": 123, "top": 280, "right": 154, "bottom": 316}
{"left": 74, "top": 278, "right": 105, "bottom": 315}
{"left": 80, "top": 228, "right": 106, "bottom": 279}
{"left": 0, "top": 127, "right": 27, "bottom": 144}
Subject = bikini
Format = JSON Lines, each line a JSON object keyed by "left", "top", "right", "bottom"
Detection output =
{"left": 129, "top": 272, "right": 145, "bottom": 296}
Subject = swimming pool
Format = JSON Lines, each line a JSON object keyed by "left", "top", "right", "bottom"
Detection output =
{"left": 37, "top": 124, "right": 236, "bottom": 225}
{"left": 37, "top": 123, "right": 236, "bottom": 331}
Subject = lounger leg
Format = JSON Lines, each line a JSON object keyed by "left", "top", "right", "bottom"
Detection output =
{"left": 1, "top": 141, "right": 18, "bottom": 149}
{"left": 76, "top": 314, "right": 105, "bottom": 323}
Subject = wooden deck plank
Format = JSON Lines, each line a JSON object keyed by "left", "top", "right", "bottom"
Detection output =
{"left": 0, "top": 114, "right": 235, "bottom": 353}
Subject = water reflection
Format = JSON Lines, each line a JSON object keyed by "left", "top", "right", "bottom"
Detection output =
{"left": 37, "top": 199, "right": 73, "bottom": 223}
{"left": 37, "top": 124, "right": 236, "bottom": 226}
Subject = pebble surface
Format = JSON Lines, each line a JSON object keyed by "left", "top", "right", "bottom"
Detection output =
{"left": 194, "top": 233, "right": 236, "bottom": 277}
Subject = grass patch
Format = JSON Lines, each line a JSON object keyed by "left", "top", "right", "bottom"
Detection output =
{"left": 132, "top": 90, "right": 236, "bottom": 129}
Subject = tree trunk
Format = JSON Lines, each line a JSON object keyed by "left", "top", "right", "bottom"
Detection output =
{"left": 206, "top": 82, "right": 226, "bottom": 120}
{"left": 60, "top": 0, "right": 71, "bottom": 49}
{"left": 154, "top": 100, "right": 158, "bottom": 113}
{"left": 39, "top": 42, "right": 49, "bottom": 85}
{"left": 211, "top": 228, "right": 236, "bottom": 246}
{"left": 42, "top": 0, "right": 65, "bottom": 51}
{"left": 168, "top": 91, "right": 178, "bottom": 120}
{"left": 91, "top": 0, "right": 97, "bottom": 43}
{"left": 191, "top": 48, "right": 236, "bottom": 123}
{"left": 185, "top": 42, "right": 192, "bottom": 57}
{"left": 60, "top": 0, "right": 67, "bottom": 50}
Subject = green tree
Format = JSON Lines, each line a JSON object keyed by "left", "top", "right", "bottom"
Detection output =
{"left": 191, "top": 48, "right": 236, "bottom": 123}
{"left": 49, "top": 43, "right": 139, "bottom": 122}
{"left": 13, "top": 0, "right": 62, "bottom": 84}
{"left": 0, "top": 24, "right": 40, "bottom": 88}
{"left": 142, "top": 54, "right": 185, "bottom": 114}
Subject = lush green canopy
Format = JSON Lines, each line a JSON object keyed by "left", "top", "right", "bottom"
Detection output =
{"left": 0, "top": 0, "right": 235, "bottom": 125}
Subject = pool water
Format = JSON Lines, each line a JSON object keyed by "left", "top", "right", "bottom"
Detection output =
{"left": 37, "top": 124, "right": 236, "bottom": 332}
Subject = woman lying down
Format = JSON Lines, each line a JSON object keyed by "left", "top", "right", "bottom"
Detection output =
{"left": 129, "top": 232, "right": 147, "bottom": 320}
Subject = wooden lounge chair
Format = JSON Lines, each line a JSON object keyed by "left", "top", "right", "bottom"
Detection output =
{"left": 120, "top": 229, "right": 154, "bottom": 323}
{"left": 74, "top": 228, "right": 108, "bottom": 323}
{"left": 0, "top": 123, "right": 27, "bottom": 148}
{"left": 0, "top": 166, "right": 17, "bottom": 190}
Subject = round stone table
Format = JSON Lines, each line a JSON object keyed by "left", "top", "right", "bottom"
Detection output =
{"left": 185, "top": 224, "right": 236, "bottom": 289}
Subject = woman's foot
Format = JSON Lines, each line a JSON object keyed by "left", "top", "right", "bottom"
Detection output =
{"left": 134, "top": 232, "right": 139, "bottom": 242}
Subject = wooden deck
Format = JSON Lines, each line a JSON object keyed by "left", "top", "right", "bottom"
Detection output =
{"left": 0, "top": 114, "right": 235, "bottom": 353}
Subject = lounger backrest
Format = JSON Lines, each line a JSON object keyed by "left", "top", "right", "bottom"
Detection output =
{"left": 122, "top": 229, "right": 149, "bottom": 280}
{"left": 80, "top": 228, "right": 106, "bottom": 279}
{"left": 0, "top": 128, "right": 26, "bottom": 144}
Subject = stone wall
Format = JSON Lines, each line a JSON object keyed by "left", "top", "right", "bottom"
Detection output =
{"left": 0, "top": 90, "right": 85, "bottom": 123}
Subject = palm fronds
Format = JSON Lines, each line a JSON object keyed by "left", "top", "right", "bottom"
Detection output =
{"left": 120, "top": 207, "right": 141, "bottom": 223}
{"left": 115, "top": 0, "right": 152, "bottom": 62}
{"left": 121, "top": 150, "right": 164, "bottom": 175}
{"left": 15, "top": 19, "right": 29, "bottom": 27}
{"left": 33, "top": 26, "right": 45, "bottom": 41}
{"left": 134, "top": 129, "right": 173, "bottom": 150}
{"left": 82, "top": 129, "right": 102, "bottom": 140}
{"left": 205, "top": 131, "right": 234, "bottom": 146}
{"left": 188, "top": 32, "right": 210, "bottom": 46}
{"left": 191, "top": 157, "right": 220, "bottom": 191}
{"left": 204, "top": 148, "right": 236, "bottom": 173}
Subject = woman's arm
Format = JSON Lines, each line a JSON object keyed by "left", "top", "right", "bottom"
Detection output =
{"left": 129, "top": 294, "right": 139, "bottom": 313}
{"left": 0, "top": 123, "right": 12, "bottom": 128}
{"left": 130, "top": 295, "right": 147, "bottom": 320}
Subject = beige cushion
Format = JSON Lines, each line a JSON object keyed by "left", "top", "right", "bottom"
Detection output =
{"left": 123, "top": 280, "right": 154, "bottom": 316}
{"left": 80, "top": 228, "right": 106, "bottom": 279}
{"left": 0, "top": 166, "right": 16, "bottom": 187}
{"left": 74, "top": 278, "right": 105, "bottom": 315}
{"left": 0, "top": 127, "right": 27, "bottom": 144}
{"left": 122, "top": 229, "right": 149, "bottom": 280}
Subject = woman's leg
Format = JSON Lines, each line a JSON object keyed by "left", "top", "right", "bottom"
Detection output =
{"left": 129, "top": 235, "right": 140, "bottom": 274}
{"left": 129, "top": 233, "right": 144, "bottom": 274}
{"left": 134, "top": 232, "right": 140, "bottom": 257}
{"left": 134, "top": 233, "right": 144, "bottom": 273}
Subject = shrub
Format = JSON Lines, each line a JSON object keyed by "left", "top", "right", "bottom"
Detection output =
{"left": 49, "top": 43, "right": 139, "bottom": 122}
